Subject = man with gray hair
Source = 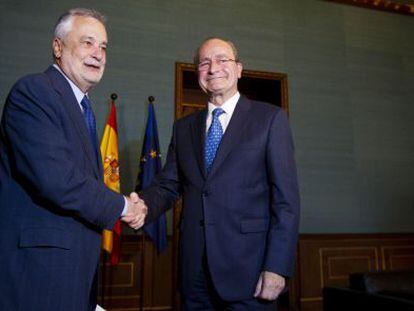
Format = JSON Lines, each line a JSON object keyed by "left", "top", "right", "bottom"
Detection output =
{"left": 0, "top": 8, "right": 146, "bottom": 310}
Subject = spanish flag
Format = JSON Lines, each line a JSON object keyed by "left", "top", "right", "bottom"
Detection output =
{"left": 100, "top": 102, "right": 121, "bottom": 265}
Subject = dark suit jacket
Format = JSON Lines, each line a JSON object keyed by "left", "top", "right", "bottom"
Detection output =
{"left": 0, "top": 66, "right": 124, "bottom": 310}
{"left": 141, "top": 96, "right": 300, "bottom": 301}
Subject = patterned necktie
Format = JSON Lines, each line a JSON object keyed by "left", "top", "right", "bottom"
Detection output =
{"left": 80, "top": 95, "right": 98, "bottom": 155}
{"left": 205, "top": 108, "right": 225, "bottom": 173}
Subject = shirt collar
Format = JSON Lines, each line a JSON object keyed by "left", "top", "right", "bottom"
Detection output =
{"left": 53, "top": 64, "right": 87, "bottom": 105}
{"left": 207, "top": 91, "right": 240, "bottom": 116}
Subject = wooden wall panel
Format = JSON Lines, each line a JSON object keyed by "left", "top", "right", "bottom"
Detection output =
{"left": 320, "top": 246, "right": 379, "bottom": 287}
{"left": 99, "top": 234, "right": 173, "bottom": 311}
{"left": 381, "top": 245, "right": 414, "bottom": 269}
{"left": 325, "top": 0, "right": 414, "bottom": 16}
{"left": 294, "top": 233, "right": 414, "bottom": 311}
{"left": 97, "top": 232, "right": 414, "bottom": 311}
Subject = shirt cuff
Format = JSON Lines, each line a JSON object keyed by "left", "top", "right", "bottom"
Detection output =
{"left": 121, "top": 196, "right": 128, "bottom": 217}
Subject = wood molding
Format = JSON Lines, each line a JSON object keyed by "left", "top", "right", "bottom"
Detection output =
{"left": 99, "top": 233, "right": 414, "bottom": 310}
{"left": 98, "top": 234, "right": 173, "bottom": 311}
{"left": 325, "top": 0, "right": 414, "bottom": 16}
{"left": 293, "top": 233, "right": 414, "bottom": 311}
{"left": 174, "top": 62, "right": 289, "bottom": 118}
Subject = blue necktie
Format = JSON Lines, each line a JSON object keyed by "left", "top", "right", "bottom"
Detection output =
{"left": 205, "top": 108, "right": 224, "bottom": 173}
{"left": 80, "top": 95, "right": 98, "bottom": 155}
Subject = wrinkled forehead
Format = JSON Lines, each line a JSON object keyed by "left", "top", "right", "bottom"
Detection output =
{"left": 198, "top": 39, "right": 235, "bottom": 60}
{"left": 67, "top": 16, "right": 107, "bottom": 44}
{"left": 72, "top": 16, "right": 107, "bottom": 34}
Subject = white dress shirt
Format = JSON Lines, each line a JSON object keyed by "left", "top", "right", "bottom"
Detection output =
{"left": 53, "top": 64, "right": 86, "bottom": 110}
{"left": 206, "top": 91, "right": 240, "bottom": 133}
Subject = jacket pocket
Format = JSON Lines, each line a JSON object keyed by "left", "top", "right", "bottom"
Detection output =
{"left": 19, "top": 227, "right": 72, "bottom": 250}
{"left": 240, "top": 218, "right": 268, "bottom": 233}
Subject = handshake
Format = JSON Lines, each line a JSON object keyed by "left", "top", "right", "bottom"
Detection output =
{"left": 121, "top": 192, "right": 148, "bottom": 230}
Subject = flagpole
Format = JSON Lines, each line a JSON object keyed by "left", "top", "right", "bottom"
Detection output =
{"left": 139, "top": 95, "right": 155, "bottom": 311}
{"left": 100, "top": 93, "right": 118, "bottom": 308}
{"left": 111, "top": 93, "right": 118, "bottom": 104}
{"left": 137, "top": 96, "right": 168, "bottom": 310}
{"left": 139, "top": 232, "right": 145, "bottom": 311}
{"left": 101, "top": 252, "right": 107, "bottom": 306}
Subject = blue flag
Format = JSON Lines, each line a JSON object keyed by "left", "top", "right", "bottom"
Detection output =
{"left": 136, "top": 102, "right": 167, "bottom": 252}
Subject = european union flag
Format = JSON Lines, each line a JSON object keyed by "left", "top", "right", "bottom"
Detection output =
{"left": 136, "top": 102, "right": 167, "bottom": 252}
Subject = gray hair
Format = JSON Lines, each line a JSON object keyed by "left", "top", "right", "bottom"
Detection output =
{"left": 54, "top": 8, "right": 106, "bottom": 40}
{"left": 193, "top": 37, "right": 239, "bottom": 65}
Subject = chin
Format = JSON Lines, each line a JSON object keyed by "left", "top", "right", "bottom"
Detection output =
{"left": 208, "top": 86, "right": 225, "bottom": 93}
{"left": 85, "top": 73, "right": 103, "bottom": 84}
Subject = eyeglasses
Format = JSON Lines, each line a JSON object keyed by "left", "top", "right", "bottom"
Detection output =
{"left": 197, "top": 58, "right": 238, "bottom": 71}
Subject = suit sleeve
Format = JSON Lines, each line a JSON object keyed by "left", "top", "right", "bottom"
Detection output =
{"left": 3, "top": 76, "right": 123, "bottom": 229}
{"left": 140, "top": 122, "right": 182, "bottom": 223}
{"left": 263, "top": 109, "right": 300, "bottom": 277}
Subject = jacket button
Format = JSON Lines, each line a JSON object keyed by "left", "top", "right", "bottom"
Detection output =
{"left": 199, "top": 220, "right": 205, "bottom": 227}
{"left": 203, "top": 191, "right": 210, "bottom": 197}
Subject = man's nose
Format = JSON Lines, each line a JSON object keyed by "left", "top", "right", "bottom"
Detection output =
{"left": 92, "top": 45, "right": 105, "bottom": 61}
{"left": 208, "top": 60, "right": 220, "bottom": 73}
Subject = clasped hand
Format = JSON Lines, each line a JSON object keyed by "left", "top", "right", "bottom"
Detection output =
{"left": 121, "top": 192, "right": 148, "bottom": 230}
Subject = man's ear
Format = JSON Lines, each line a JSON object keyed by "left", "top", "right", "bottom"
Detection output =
{"left": 52, "top": 38, "right": 63, "bottom": 59}
{"left": 237, "top": 62, "right": 243, "bottom": 79}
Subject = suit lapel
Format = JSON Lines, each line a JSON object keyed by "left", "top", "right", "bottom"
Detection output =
{"left": 191, "top": 109, "right": 208, "bottom": 179}
{"left": 45, "top": 66, "right": 101, "bottom": 179}
{"left": 208, "top": 96, "right": 251, "bottom": 178}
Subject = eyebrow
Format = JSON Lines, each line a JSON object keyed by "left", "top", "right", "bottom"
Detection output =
{"left": 80, "top": 36, "right": 108, "bottom": 45}
{"left": 80, "top": 35, "right": 94, "bottom": 41}
{"left": 199, "top": 53, "right": 232, "bottom": 61}
{"left": 215, "top": 53, "right": 231, "bottom": 59}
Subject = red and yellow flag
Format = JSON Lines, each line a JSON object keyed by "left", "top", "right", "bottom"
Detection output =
{"left": 100, "top": 102, "right": 121, "bottom": 265}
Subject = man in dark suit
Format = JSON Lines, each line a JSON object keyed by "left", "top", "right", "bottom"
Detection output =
{"left": 0, "top": 8, "right": 146, "bottom": 310}
{"left": 140, "top": 37, "right": 300, "bottom": 310}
